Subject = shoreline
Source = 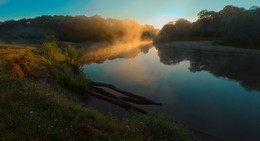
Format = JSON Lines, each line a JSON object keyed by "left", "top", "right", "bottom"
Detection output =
{"left": 157, "top": 41, "right": 260, "bottom": 56}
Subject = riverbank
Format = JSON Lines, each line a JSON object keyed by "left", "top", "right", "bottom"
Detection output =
{"left": 157, "top": 41, "right": 260, "bottom": 56}
{"left": 0, "top": 42, "right": 198, "bottom": 140}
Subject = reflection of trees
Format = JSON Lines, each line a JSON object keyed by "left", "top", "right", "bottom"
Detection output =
{"left": 155, "top": 44, "right": 260, "bottom": 91}
{"left": 82, "top": 42, "right": 152, "bottom": 64}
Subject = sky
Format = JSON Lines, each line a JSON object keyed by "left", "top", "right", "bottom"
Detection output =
{"left": 0, "top": 0, "right": 259, "bottom": 28}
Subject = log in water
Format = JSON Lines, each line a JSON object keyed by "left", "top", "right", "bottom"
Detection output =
{"left": 89, "top": 81, "right": 162, "bottom": 114}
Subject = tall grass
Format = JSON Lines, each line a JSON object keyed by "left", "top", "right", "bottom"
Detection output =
{"left": 0, "top": 75, "right": 128, "bottom": 140}
{"left": 0, "top": 75, "right": 198, "bottom": 140}
{"left": 0, "top": 44, "right": 34, "bottom": 59}
{"left": 0, "top": 39, "right": 199, "bottom": 140}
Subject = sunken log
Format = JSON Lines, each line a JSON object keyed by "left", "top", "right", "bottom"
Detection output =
{"left": 90, "top": 81, "right": 162, "bottom": 106}
{"left": 88, "top": 81, "right": 162, "bottom": 114}
{"left": 89, "top": 92, "right": 148, "bottom": 114}
{"left": 91, "top": 86, "right": 160, "bottom": 105}
{"left": 90, "top": 86, "right": 124, "bottom": 102}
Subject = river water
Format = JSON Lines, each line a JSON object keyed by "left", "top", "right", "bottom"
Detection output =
{"left": 83, "top": 42, "right": 260, "bottom": 141}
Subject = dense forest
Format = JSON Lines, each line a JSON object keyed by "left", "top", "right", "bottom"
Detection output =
{"left": 156, "top": 5, "right": 260, "bottom": 49}
{"left": 0, "top": 15, "right": 157, "bottom": 43}
{"left": 1, "top": 5, "right": 260, "bottom": 49}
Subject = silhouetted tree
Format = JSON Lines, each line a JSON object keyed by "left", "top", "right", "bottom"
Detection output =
{"left": 156, "top": 19, "right": 191, "bottom": 42}
{"left": 156, "top": 5, "right": 260, "bottom": 49}
{"left": 0, "top": 15, "right": 156, "bottom": 43}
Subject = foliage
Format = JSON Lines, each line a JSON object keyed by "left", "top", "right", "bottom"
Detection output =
{"left": 0, "top": 44, "right": 35, "bottom": 60}
{"left": 37, "top": 39, "right": 89, "bottom": 97}
{"left": 49, "top": 62, "right": 89, "bottom": 99}
{"left": 141, "top": 25, "right": 159, "bottom": 40}
{"left": 42, "top": 35, "right": 63, "bottom": 48}
{"left": 40, "top": 40, "right": 65, "bottom": 62}
{"left": 156, "top": 5, "right": 260, "bottom": 49}
{"left": 0, "top": 40, "right": 198, "bottom": 140}
{"left": 0, "top": 44, "right": 33, "bottom": 75}
{"left": 4, "top": 38, "right": 89, "bottom": 97}
{"left": 0, "top": 15, "right": 157, "bottom": 43}
{"left": 156, "top": 19, "right": 192, "bottom": 42}
{"left": 6, "top": 50, "right": 45, "bottom": 78}
{"left": 65, "top": 45, "right": 84, "bottom": 74}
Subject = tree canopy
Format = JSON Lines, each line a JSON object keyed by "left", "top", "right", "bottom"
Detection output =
{"left": 156, "top": 5, "right": 260, "bottom": 49}
{"left": 0, "top": 15, "right": 157, "bottom": 43}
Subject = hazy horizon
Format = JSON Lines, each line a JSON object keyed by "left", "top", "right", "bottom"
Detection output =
{"left": 1, "top": 0, "right": 259, "bottom": 29}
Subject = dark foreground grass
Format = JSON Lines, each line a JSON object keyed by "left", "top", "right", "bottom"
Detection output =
{"left": 0, "top": 75, "right": 130, "bottom": 140}
{"left": 0, "top": 75, "right": 198, "bottom": 141}
{"left": 0, "top": 76, "right": 82, "bottom": 140}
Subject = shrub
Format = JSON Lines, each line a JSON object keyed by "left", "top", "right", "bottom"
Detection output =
{"left": 6, "top": 50, "right": 45, "bottom": 78}
{"left": 50, "top": 62, "right": 89, "bottom": 99}
{"left": 65, "top": 45, "right": 84, "bottom": 74}
{"left": 42, "top": 36, "right": 63, "bottom": 48}
{"left": 40, "top": 41, "right": 65, "bottom": 62}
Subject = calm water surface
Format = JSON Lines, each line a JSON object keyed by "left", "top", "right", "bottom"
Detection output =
{"left": 83, "top": 43, "right": 260, "bottom": 141}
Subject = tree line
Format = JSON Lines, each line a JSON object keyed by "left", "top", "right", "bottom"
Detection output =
{"left": 0, "top": 15, "right": 157, "bottom": 43}
{"left": 155, "top": 5, "right": 260, "bottom": 49}
{"left": 1, "top": 5, "right": 259, "bottom": 49}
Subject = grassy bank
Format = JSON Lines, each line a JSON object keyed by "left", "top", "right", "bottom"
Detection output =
{"left": 0, "top": 42, "right": 198, "bottom": 140}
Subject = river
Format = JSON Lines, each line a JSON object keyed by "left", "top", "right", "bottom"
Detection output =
{"left": 83, "top": 41, "right": 260, "bottom": 141}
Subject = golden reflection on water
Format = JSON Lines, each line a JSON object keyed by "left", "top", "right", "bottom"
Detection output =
{"left": 86, "top": 46, "right": 190, "bottom": 87}
{"left": 105, "top": 56, "right": 156, "bottom": 86}
{"left": 82, "top": 41, "right": 152, "bottom": 64}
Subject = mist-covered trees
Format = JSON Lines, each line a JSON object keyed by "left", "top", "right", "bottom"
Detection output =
{"left": 156, "top": 5, "right": 260, "bottom": 49}
{"left": 156, "top": 19, "right": 192, "bottom": 42}
{"left": 0, "top": 15, "right": 157, "bottom": 43}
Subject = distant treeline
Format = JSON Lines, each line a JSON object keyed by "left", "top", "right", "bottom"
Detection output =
{"left": 155, "top": 5, "right": 260, "bottom": 49}
{"left": 0, "top": 15, "right": 157, "bottom": 43}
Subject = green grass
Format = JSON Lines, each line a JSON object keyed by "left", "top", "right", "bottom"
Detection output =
{"left": 0, "top": 43, "right": 199, "bottom": 140}
{"left": 0, "top": 75, "right": 81, "bottom": 140}
{"left": 0, "top": 75, "right": 127, "bottom": 140}
{"left": 132, "top": 113, "right": 199, "bottom": 141}
{"left": 0, "top": 75, "right": 199, "bottom": 140}
{"left": 0, "top": 44, "right": 35, "bottom": 59}
{"left": 0, "top": 44, "right": 33, "bottom": 76}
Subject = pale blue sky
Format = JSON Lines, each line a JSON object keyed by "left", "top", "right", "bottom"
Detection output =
{"left": 0, "top": 0, "right": 259, "bottom": 28}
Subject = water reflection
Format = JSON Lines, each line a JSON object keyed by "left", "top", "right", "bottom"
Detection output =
{"left": 84, "top": 45, "right": 189, "bottom": 87}
{"left": 83, "top": 42, "right": 260, "bottom": 140}
{"left": 82, "top": 41, "right": 152, "bottom": 64}
{"left": 155, "top": 44, "right": 260, "bottom": 92}
{"left": 84, "top": 42, "right": 260, "bottom": 92}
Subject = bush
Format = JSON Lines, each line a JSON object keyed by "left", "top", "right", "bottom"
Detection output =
{"left": 40, "top": 40, "right": 65, "bottom": 62}
{"left": 42, "top": 36, "right": 63, "bottom": 48}
{"left": 50, "top": 62, "right": 89, "bottom": 99}
{"left": 65, "top": 45, "right": 84, "bottom": 74}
